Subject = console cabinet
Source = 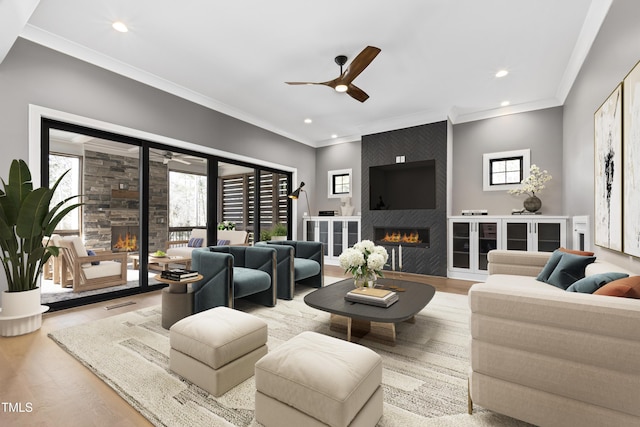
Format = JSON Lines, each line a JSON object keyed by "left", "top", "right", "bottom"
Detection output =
{"left": 303, "top": 216, "right": 361, "bottom": 265}
{"left": 448, "top": 216, "right": 567, "bottom": 280}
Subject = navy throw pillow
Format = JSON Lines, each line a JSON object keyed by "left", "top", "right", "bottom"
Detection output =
{"left": 87, "top": 249, "right": 100, "bottom": 265}
{"left": 188, "top": 237, "right": 204, "bottom": 248}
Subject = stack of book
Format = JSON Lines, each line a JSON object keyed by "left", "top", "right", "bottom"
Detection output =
{"left": 344, "top": 288, "right": 399, "bottom": 308}
{"left": 160, "top": 268, "right": 199, "bottom": 281}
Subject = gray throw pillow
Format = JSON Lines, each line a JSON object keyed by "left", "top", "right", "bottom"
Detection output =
{"left": 566, "top": 272, "right": 629, "bottom": 293}
{"left": 536, "top": 249, "right": 564, "bottom": 283}
{"left": 546, "top": 252, "right": 596, "bottom": 289}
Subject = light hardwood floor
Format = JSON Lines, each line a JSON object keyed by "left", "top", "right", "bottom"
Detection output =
{"left": 0, "top": 265, "right": 474, "bottom": 426}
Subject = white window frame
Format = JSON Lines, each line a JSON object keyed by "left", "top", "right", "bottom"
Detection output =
{"left": 482, "top": 149, "right": 530, "bottom": 192}
{"left": 327, "top": 168, "right": 352, "bottom": 198}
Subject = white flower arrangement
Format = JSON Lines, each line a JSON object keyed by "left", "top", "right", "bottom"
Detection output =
{"left": 508, "top": 164, "right": 552, "bottom": 197}
{"left": 217, "top": 220, "right": 236, "bottom": 231}
{"left": 338, "top": 239, "right": 389, "bottom": 280}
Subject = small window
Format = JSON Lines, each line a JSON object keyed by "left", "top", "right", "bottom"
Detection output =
{"left": 489, "top": 157, "right": 523, "bottom": 186}
{"left": 333, "top": 174, "right": 350, "bottom": 194}
{"left": 483, "top": 149, "right": 530, "bottom": 192}
{"left": 328, "top": 168, "right": 352, "bottom": 198}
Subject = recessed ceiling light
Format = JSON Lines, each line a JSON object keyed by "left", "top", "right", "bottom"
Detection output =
{"left": 501, "top": 101, "right": 510, "bottom": 107}
{"left": 304, "top": 118, "right": 312, "bottom": 124}
{"left": 495, "top": 69, "right": 509, "bottom": 78}
{"left": 331, "top": 134, "right": 338, "bottom": 139}
{"left": 112, "top": 21, "right": 129, "bottom": 33}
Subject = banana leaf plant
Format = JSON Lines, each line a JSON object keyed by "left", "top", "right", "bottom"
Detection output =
{"left": 0, "top": 159, "right": 82, "bottom": 292}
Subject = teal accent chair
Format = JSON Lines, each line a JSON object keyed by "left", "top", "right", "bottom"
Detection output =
{"left": 191, "top": 245, "right": 277, "bottom": 312}
{"left": 260, "top": 240, "right": 323, "bottom": 300}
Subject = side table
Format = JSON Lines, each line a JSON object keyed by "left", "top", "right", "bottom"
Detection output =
{"left": 155, "top": 274, "right": 203, "bottom": 329}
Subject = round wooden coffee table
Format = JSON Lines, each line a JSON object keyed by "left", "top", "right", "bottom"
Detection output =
{"left": 304, "top": 278, "right": 436, "bottom": 345}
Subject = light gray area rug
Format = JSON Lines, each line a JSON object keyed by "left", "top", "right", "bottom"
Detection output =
{"left": 49, "top": 282, "right": 530, "bottom": 427}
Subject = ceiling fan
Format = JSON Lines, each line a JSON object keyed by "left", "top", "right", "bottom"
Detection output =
{"left": 161, "top": 151, "right": 190, "bottom": 165}
{"left": 285, "top": 46, "right": 381, "bottom": 102}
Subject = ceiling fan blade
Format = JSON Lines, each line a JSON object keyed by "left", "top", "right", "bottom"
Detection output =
{"left": 341, "top": 46, "right": 381, "bottom": 85}
{"left": 172, "top": 158, "right": 191, "bottom": 165}
{"left": 285, "top": 81, "right": 322, "bottom": 85}
{"left": 346, "top": 84, "right": 370, "bottom": 103}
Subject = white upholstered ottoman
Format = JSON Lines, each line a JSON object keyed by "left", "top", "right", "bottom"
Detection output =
{"left": 169, "top": 306, "right": 268, "bottom": 397}
{"left": 255, "top": 331, "right": 383, "bottom": 427}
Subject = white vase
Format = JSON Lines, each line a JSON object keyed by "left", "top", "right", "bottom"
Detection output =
{"left": 0, "top": 288, "right": 49, "bottom": 337}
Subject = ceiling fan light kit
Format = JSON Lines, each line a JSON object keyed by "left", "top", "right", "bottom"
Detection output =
{"left": 286, "top": 46, "right": 381, "bottom": 102}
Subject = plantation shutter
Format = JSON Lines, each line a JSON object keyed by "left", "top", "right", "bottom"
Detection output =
{"left": 220, "top": 172, "right": 288, "bottom": 232}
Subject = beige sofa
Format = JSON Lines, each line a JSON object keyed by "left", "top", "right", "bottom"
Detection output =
{"left": 469, "top": 250, "right": 640, "bottom": 427}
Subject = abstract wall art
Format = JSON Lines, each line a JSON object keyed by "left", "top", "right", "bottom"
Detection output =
{"left": 594, "top": 83, "right": 623, "bottom": 251}
{"left": 623, "top": 61, "right": 640, "bottom": 257}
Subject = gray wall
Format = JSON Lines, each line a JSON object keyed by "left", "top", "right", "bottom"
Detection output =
{"left": 314, "top": 140, "right": 362, "bottom": 215}
{"left": 451, "top": 107, "right": 564, "bottom": 215}
{"left": 564, "top": 0, "right": 640, "bottom": 271}
{"left": 0, "top": 38, "right": 317, "bottom": 294}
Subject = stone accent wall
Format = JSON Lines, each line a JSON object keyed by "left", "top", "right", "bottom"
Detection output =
{"left": 361, "top": 121, "right": 448, "bottom": 276}
{"left": 83, "top": 150, "right": 168, "bottom": 252}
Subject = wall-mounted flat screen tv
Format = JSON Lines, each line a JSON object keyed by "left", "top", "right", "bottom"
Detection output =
{"left": 369, "top": 159, "right": 436, "bottom": 210}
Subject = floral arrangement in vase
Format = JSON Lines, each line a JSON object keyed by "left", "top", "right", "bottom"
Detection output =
{"left": 338, "top": 240, "right": 389, "bottom": 288}
{"left": 217, "top": 220, "right": 236, "bottom": 231}
{"left": 508, "top": 164, "right": 552, "bottom": 212}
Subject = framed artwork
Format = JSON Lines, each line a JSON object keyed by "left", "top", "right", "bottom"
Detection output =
{"left": 623, "top": 61, "right": 640, "bottom": 257}
{"left": 594, "top": 83, "right": 623, "bottom": 251}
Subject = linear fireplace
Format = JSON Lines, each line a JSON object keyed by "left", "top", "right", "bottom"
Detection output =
{"left": 373, "top": 226, "right": 430, "bottom": 248}
{"left": 111, "top": 226, "right": 139, "bottom": 252}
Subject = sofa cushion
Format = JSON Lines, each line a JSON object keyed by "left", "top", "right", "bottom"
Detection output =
{"left": 565, "top": 272, "right": 629, "bottom": 293}
{"left": 545, "top": 252, "right": 596, "bottom": 289}
{"left": 536, "top": 249, "right": 564, "bottom": 282}
{"left": 594, "top": 276, "right": 640, "bottom": 298}
{"left": 293, "top": 258, "right": 321, "bottom": 281}
{"left": 233, "top": 267, "right": 271, "bottom": 298}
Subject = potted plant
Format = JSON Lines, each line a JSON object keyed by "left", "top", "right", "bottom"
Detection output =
{"left": 0, "top": 159, "right": 81, "bottom": 336}
{"left": 270, "top": 223, "right": 288, "bottom": 241}
{"left": 260, "top": 229, "right": 273, "bottom": 242}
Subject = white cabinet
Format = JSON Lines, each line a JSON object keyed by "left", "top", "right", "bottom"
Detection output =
{"left": 502, "top": 218, "right": 567, "bottom": 252}
{"left": 448, "top": 216, "right": 567, "bottom": 280}
{"left": 303, "top": 216, "right": 361, "bottom": 265}
{"left": 448, "top": 218, "right": 500, "bottom": 281}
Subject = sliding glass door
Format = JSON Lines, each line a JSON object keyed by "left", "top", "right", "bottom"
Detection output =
{"left": 45, "top": 126, "right": 147, "bottom": 308}
{"left": 42, "top": 119, "right": 292, "bottom": 310}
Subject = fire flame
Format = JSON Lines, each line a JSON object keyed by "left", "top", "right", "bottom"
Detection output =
{"left": 381, "top": 231, "right": 421, "bottom": 244}
{"left": 114, "top": 233, "right": 138, "bottom": 251}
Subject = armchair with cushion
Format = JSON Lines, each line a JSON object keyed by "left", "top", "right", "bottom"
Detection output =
{"left": 165, "top": 228, "right": 207, "bottom": 258}
{"left": 58, "top": 236, "right": 128, "bottom": 292}
{"left": 191, "top": 245, "right": 277, "bottom": 312}
{"left": 261, "top": 240, "right": 323, "bottom": 300}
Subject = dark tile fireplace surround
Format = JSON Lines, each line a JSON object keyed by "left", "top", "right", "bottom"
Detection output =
{"left": 362, "top": 121, "right": 447, "bottom": 276}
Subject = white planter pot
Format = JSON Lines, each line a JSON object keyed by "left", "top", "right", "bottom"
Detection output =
{"left": 270, "top": 236, "right": 287, "bottom": 241}
{"left": 0, "top": 288, "right": 49, "bottom": 337}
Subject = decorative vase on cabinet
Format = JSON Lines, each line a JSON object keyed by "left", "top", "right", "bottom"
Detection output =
{"left": 523, "top": 195, "right": 542, "bottom": 212}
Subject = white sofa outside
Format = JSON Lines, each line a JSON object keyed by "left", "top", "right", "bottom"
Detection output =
{"left": 469, "top": 249, "right": 640, "bottom": 427}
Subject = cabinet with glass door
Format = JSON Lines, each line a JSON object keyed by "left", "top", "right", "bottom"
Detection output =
{"left": 303, "top": 216, "right": 360, "bottom": 264}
